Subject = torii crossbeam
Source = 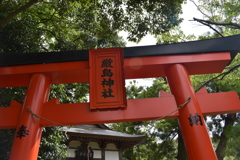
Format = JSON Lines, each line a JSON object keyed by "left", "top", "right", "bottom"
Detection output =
{"left": 1, "top": 35, "right": 240, "bottom": 160}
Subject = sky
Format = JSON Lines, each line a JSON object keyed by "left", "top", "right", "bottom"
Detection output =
{"left": 124, "top": 0, "right": 211, "bottom": 87}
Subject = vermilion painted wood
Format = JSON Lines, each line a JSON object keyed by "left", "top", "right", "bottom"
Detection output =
{"left": 40, "top": 91, "right": 178, "bottom": 127}
{"left": 0, "top": 52, "right": 230, "bottom": 87}
{"left": 0, "top": 61, "right": 89, "bottom": 87}
{"left": 40, "top": 93, "right": 240, "bottom": 127}
{"left": 0, "top": 51, "right": 237, "bottom": 160}
{"left": 9, "top": 74, "right": 51, "bottom": 160}
{"left": 0, "top": 101, "right": 21, "bottom": 128}
{"left": 0, "top": 89, "right": 239, "bottom": 128}
{"left": 124, "top": 52, "right": 230, "bottom": 79}
{"left": 165, "top": 64, "right": 217, "bottom": 160}
{"left": 40, "top": 91, "right": 240, "bottom": 127}
{"left": 197, "top": 88, "right": 240, "bottom": 116}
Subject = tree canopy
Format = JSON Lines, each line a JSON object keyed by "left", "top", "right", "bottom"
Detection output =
{"left": 0, "top": 0, "right": 184, "bottom": 52}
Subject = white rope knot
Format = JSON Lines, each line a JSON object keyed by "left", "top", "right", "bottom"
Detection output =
{"left": 179, "top": 96, "right": 191, "bottom": 108}
{"left": 27, "top": 106, "right": 65, "bottom": 126}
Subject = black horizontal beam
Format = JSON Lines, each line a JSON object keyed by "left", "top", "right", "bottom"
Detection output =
{"left": 1, "top": 34, "right": 240, "bottom": 67}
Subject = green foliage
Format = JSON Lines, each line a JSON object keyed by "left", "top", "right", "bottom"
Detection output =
{"left": 196, "top": 0, "right": 240, "bottom": 37}
{"left": 0, "top": 87, "right": 26, "bottom": 107}
{"left": 226, "top": 120, "right": 240, "bottom": 159}
{"left": 0, "top": 1, "right": 43, "bottom": 53}
{"left": 38, "top": 127, "right": 69, "bottom": 160}
{"left": 112, "top": 78, "right": 180, "bottom": 159}
{"left": 0, "top": 129, "right": 15, "bottom": 160}
{"left": 0, "top": 0, "right": 184, "bottom": 45}
{"left": 140, "top": 78, "right": 170, "bottom": 98}
{"left": 126, "top": 80, "right": 145, "bottom": 99}
{"left": 156, "top": 26, "right": 197, "bottom": 44}
{"left": 50, "top": 83, "right": 89, "bottom": 104}
{"left": 0, "top": 0, "right": 127, "bottom": 52}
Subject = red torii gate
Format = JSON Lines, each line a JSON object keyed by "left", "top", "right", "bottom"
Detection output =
{"left": 0, "top": 35, "right": 240, "bottom": 160}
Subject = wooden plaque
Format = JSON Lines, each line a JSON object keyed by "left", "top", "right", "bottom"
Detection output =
{"left": 89, "top": 48, "right": 127, "bottom": 109}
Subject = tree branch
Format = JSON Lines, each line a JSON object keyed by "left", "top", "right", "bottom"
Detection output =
{"left": 0, "top": 0, "right": 39, "bottom": 31}
{"left": 36, "top": 10, "right": 57, "bottom": 24}
{"left": 37, "top": 28, "right": 59, "bottom": 41}
{"left": 195, "top": 63, "right": 240, "bottom": 92}
{"left": 193, "top": 17, "right": 240, "bottom": 29}
{"left": 192, "top": 17, "right": 224, "bottom": 37}
{"left": 39, "top": 43, "right": 49, "bottom": 52}
{"left": 189, "top": 0, "right": 210, "bottom": 18}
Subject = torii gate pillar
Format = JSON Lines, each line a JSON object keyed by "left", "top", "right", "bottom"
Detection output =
{"left": 9, "top": 74, "right": 51, "bottom": 160}
{"left": 165, "top": 64, "right": 217, "bottom": 160}
{"left": 1, "top": 35, "right": 240, "bottom": 160}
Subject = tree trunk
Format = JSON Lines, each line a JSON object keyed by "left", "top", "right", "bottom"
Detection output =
{"left": 215, "top": 113, "right": 237, "bottom": 160}
{"left": 0, "top": 0, "right": 39, "bottom": 30}
{"left": 176, "top": 129, "right": 188, "bottom": 160}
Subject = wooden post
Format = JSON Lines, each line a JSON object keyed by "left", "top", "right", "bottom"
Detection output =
{"left": 165, "top": 64, "right": 217, "bottom": 160}
{"left": 9, "top": 74, "right": 51, "bottom": 160}
{"left": 99, "top": 141, "right": 106, "bottom": 160}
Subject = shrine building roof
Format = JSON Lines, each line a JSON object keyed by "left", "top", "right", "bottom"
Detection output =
{"left": 64, "top": 124, "right": 145, "bottom": 143}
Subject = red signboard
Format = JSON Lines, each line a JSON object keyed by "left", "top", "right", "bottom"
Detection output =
{"left": 89, "top": 48, "right": 127, "bottom": 109}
